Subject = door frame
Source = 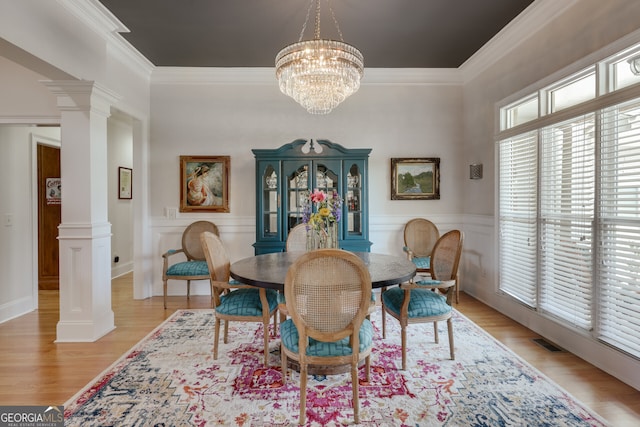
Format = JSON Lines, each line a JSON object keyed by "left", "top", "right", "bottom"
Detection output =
{"left": 31, "top": 132, "right": 61, "bottom": 307}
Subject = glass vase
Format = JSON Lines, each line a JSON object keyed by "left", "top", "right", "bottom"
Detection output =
{"left": 306, "top": 221, "right": 339, "bottom": 250}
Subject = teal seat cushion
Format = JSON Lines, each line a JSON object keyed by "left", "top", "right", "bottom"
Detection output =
{"left": 280, "top": 318, "right": 373, "bottom": 357}
{"left": 217, "top": 288, "right": 278, "bottom": 316}
{"left": 382, "top": 286, "right": 451, "bottom": 318}
{"left": 166, "top": 260, "right": 209, "bottom": 276}
{"left": 412, "top": 256, "right": 430, "bottom": 270}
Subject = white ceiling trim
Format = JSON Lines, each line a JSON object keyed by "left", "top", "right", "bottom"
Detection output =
{"left": 151, "top": 67, "right": 463, "bottom": 86}
{"left": 460, "top": 0, "right": 580, "bottom": 83}
{"left": 62, "top": 0, "right": 154, "bottom": 80}
{"left": 362, "top": 68, "right": 462, "bottom": 86}
{"left": 151, "top": 68, "right": 276, "bottom": 85}
{"left": 0, "top": 116, "right": 61, "bottom": 125}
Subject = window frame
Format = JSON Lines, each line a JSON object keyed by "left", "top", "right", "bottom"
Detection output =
{"left": 496, "top": 36, "right": 640, "bottom": 359}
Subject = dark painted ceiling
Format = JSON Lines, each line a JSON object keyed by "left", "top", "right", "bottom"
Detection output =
{"left": 98, "top": 0, "right": 535, "bottom": 68}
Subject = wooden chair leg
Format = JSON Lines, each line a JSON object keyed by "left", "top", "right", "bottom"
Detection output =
{"left": 299, "top": 364, "right": 308, "bottom": 425}
{"left": 401, "top": 325, "right": 407, "bottom": 371}
{"left": 433, "top": 321, "right": 439, "bottom": 343}
{"left": 209, "top": 280, "right": 214, "bottom": 308}
{"left": 163, "top": 280, "right": 168, "bottom": 309}
{"left": 381, "top": 306, "right": 387, "bottom": 339}
{"left": 187, "top": 280, "right": 191, "bottom": 299}
{"left": 263, "top": 320, "right": 269, "bottom": 366}
{"left": 365, "top": 355, "right": 371, "bottom": 382}
{"left": 280, "top": 350, "right": 288, "bottom": 384}
{"left": 455, "top": 277, "right": 459, "bottom": 304}
{"left": 352, "top": 361, "right": 360, "bottom": 424}
{"left": 272, "top": 312, "right": 278, "bottom": 337}
{"left": 447, "top": 317, "right": 455, "bottom": 360}
{"left": 213, "top": 318, "right": 221, "bottom": 359}
{"left": 380, "top": 286, "right": 388, "bottom": 339}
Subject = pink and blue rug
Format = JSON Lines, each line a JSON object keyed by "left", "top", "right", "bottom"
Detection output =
{"left": 64, "top": 309, "right": 609, "bottom": 426}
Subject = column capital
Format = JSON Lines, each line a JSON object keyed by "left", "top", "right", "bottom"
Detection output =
{"left": 41, "top": 80, "right": 120, "bottom": 117}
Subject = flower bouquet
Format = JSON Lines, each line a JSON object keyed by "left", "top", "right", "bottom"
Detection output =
{"left": 302, "top": 189, "right": 343, "bottom": 249}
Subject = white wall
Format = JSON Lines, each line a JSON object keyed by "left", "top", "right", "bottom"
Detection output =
{"left": 0, "top": 125, "right": 60, "bottom": 321}
{"left": 460, "top": 0, "right": 640, "bottom": 391}
{"left": 0, "top": 0, "right": 149, "bottom": 322}
{"left": 108, "top": 113, "right": 134, "bottom": 277}
{"left": 148, "top": 73, "right": 465, "bottom": 296}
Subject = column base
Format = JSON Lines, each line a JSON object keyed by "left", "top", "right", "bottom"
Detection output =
{"left": 55, "top": 313, "right": 115, "bottom": 342}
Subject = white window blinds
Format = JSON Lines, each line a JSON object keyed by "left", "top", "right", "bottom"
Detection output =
{"left": 539, "top": 114, "right": 595, "bottom": 329}
{"left": 498, "top": 131, "right": 538, "bottom": 306}
{"left": 497, "top": 40, "right": 640, "bottom": 360}
{"left": 598, "top": 100, "right": 640, "bottom": 356}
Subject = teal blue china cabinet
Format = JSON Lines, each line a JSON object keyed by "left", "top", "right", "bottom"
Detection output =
{"left": 252, "top": 139, "right": 372, "bottom": 254}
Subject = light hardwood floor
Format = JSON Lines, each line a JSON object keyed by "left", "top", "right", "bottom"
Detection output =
{"left": 0, "top": 273, "right": 638, "bottom": 425}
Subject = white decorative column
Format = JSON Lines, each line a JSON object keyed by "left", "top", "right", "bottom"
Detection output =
{"left": 43, "top": 81, "right": 120, "bottom": 342}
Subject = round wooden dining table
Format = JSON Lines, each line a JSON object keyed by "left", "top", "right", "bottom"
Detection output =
{"left": 230, "top": 251, "right": 417, "bottom": 291}
{"left": 230, "top": 251, "right": 416, "bottom": 374}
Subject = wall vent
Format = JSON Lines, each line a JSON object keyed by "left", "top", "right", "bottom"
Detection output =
{"left": 532, "top": 338, "right": 564, "bottom": 352}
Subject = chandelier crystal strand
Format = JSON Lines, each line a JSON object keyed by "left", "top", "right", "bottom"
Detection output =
{"left": 275, "top": 0, "right": 364, "bottom": 114}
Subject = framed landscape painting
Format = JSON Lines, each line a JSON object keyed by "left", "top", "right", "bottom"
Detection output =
{"left": 180, "top": 155, "right": 230, "bottom": 212}
{"left": 391, "top": 157, "right": 440, "bottom": 200}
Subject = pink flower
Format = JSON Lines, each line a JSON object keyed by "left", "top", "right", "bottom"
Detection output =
{"left": 310, "top": 189, "right": 326, "bottom": 203}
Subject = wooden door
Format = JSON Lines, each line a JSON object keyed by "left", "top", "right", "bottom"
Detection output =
{"left": 37, "top": 144, "right": 61, "bottom": 290}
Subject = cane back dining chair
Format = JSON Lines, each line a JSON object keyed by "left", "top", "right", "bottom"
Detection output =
{"left": 382, "top": 229, "right": 463, "bottom": 370}
{"left": 162, "top": 220, "right": 219, "bottom": 309}
{"left": 200, "top": 231, "right": 279, "bottom": 366}
{"left": 278, "top": 223, "right": 310, "bottom": 320}
{"left": 286, "top": 223, "right": 309, "bottom": 252}
{"left": 280, "top": 249, "right": 373, "bottom": 425}
{"left": 402, "top": 218, "right": 440, "bottom": 274}
{"left": 281, "top": 224, "right": 377, "bottom": 320}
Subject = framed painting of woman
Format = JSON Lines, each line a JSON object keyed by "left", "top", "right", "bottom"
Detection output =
{"left": 179, "top": 155, "right": 230, "bottom": 212}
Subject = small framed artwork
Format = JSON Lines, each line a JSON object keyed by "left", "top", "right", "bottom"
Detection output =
{"left": 180, "top": 155, "right": 230, "bottom": 212}
{"left": 46, "top": 177, "right": 62, "bottom": 205}
{"left": 118, "top": 167, "right": 132, "bottom": 199}
{"left": 391, "top": 157, "right": 440, "bottom": 200}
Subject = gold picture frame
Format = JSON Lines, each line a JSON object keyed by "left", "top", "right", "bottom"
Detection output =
{"left": 391, "top": 157, "right": 440, "bottom": 200}
{"left": 180, "top": 156, "right": 230, "bottom": 212}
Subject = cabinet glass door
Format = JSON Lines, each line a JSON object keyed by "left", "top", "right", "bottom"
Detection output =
{"left": 260, "top": 164, "right": 279, "bottom": 240}
{"left": 346, "top": 162, "right": 363, "bottom": 237}
{"left": 313, "top": 160, "right": 341, "bottom": 241}
{"left": 284, "top": 162, "right": 311, "bottom": 234}
{"left": 313, "top": 162, "right": 339, "bottom": 195}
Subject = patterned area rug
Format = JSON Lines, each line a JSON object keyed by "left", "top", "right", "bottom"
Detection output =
{"left": 64, "top": 309, "right": 609, "bottom": 426}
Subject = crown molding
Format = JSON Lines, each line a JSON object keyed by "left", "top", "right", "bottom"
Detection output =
{"left": 59, "top": 0, "right": 153, "bottom": 80}
{"left": 459, "top": 0, "right": 579, "bottom": 83}
{"left": 151, "top": 67, "right": 463, "bottom": 86}
{"left": 0, "top": 116, "right": 60, "bottom": 125}
{"left": 362, "top": 68, "right": 462, "bottom": 86}
{"left": 151, "top": 67, "right": 275, "bottom": 85}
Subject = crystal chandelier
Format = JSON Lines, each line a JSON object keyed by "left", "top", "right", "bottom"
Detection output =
{"left": 275, "top": 0, "right": 364, "bottom": 114}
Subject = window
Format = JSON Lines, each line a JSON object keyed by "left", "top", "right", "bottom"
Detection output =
{"left": 498, "top": 131, "right": 537, "bottom": 306}
{"left": 598, "top": 100, "right": 640, "bottom": 356}
{"left": 539, "top": 114, "right": 595, "bottom": 330}
{"left": 503, "top": 96, "right": 538, "bottom": 129}
{"left": 498, "top": 42, "right": 640, "bottom": 359}
{"left": 546, "top": 69, "right": 596, "bottom": 113}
